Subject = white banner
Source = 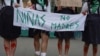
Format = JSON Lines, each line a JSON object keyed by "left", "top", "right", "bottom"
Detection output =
{"left": 14, "top": 7, "right": 87, "bottom": 31}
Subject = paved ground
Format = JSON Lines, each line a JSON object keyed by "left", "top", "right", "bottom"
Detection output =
{"left": 0, "top": 37, "right": 100, "bottom": 56}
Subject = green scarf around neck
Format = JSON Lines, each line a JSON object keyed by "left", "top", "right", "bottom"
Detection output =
{"left": 37, "top": 0, "right": 44, "bottom": 6}
{"left": 90, "top": 0, "right": 99, "bottom": 13}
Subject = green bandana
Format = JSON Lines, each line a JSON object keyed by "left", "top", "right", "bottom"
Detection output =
{"left": 38, "top": 0, "right": 44, "bottom": 6}
{"left": 90, "top": 0, "right": 99, "bottom": 13}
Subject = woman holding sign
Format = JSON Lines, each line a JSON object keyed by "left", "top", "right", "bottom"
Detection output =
{"left": 29, "top": 0, "right": 49, "bottom": 56}
{"left": 81, "top": 0, "right": 100, "bottom": 56}
{"left": 0, "top": 0, "right": 22, "bottom": 56}
{"left": 54, "top": 0, "right": 76, "bottom": 56}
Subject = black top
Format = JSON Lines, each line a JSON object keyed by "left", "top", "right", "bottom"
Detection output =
{"left": 0, "top": 0, "right": 21, "bottom": 40}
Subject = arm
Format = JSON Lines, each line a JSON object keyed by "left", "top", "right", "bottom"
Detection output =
{"left": 13, "top": 0, "right": 20, "bottom": 8}
{"left": 13, "top": 0, "right": 23, "bottom": 8}
{"left": 55, "top": 0, "right": 62, "bottom": 11}
{"left": 30, "top": 0, "right": 36, "bottom": 9}
{"left": 81, "top": 2, "right": 88, "bottom": 13}
{"left": 81, "top": 2, "right": 88, "bottom": 15}
{"left": 27, "top": 0, "right": 32, "bottom": 7}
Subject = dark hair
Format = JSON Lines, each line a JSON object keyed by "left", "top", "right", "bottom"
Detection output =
{"left": 44, "top": 0, "right": 48, "bottom": 6}
{"left": 87, "top": 0, "right": 93, "bottom": 4}
{"left": 1, "top": 0, "right": 4, "bottom": 5}
{"left": 17, "top": 0, "right": 20, "bottom": 3}
{"left": 31, "top": 0, "right": 36, "bottom": 4}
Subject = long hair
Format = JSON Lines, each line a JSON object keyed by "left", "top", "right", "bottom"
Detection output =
{"left": 1, "top": 0, "right": 5, "bottom": 5}
{"left": 31, "top": 0, "right": 36, "bottom": 4}
{"left": 44, "top": 0, "right": 48, "bottom": 6}
{"left": 17, "top": 0, "right": 20, "bottom": 3}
